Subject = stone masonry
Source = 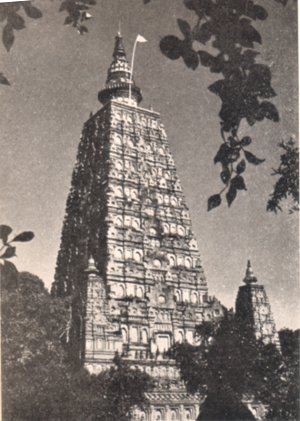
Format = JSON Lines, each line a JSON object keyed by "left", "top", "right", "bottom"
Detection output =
{"left": 53, "top": 33, "right": 224, "bottom": 421}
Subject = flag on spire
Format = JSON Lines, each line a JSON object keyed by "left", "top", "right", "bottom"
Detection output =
{"left": 136, "top": 34, "right": 147, "bottom": 43}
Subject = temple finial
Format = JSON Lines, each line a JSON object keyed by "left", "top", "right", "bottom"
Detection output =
{"left": 118, "top": 20, "right": 121, "bottom": 37}
{"left": 98, "top": 33, "right": 142, "bottom": 105}
{"left": 85, "top": 256, "right": 99, "bottom": 274}
{"left": 243, "top": 260, "right": 258, "bottom": 284}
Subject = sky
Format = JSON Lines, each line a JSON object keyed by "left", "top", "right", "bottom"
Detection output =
{"left": 0, "top": 0, "right": 298, "bottom": 330}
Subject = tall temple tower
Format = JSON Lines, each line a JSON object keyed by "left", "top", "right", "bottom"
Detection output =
{"left": 235, "top": 260, "right": 280, "bottom": 348}
{"left": 53, "top": 33, "right": 223, "bottom": 421}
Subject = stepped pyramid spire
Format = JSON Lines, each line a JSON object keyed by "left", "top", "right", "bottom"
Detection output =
{"left": 98, "top": 33, "right": 142, "bottom": 105}
{"left": 53, "top": 33, "right": 223, "bottom": 420}
{"left": 236, "top": 260, "right": 280, "bottom": 349}
{"left": 243, "top": 260, "right": 258, "bottom": 284}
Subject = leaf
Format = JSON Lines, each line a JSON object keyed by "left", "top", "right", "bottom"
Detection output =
{"left": 3, "top": 259, "right": 18, "bottom": 280}
{"left": 0, "top": 225, "right": 12, "bottom": 243}
{"left": 227, "top": 149, "right": 240, "bottom": 163}
{"left": 193, "top": 21, "right": 213, "bottom": 44}
{"left": 208, "top": 194, "right": 221, "bottom": 211}
{"left": 241, "top": 136, "right": 252, "bottom": 147}
{"left": 226, "top": 185, "right": 237, "bottom": 207}
{"left": 242, "top": 50, "right": 260, "bottom": 68}
{"left": 11, "top": 231, "right": 34, "bottom": 242}
{"left": 64, "top": 16, "right": 73, "bottom": 25}
{"left": 199, "top": 51, "right": 215, "bottom": 67}
{"left": 22, "top": 3, "right": 42, "bottom": 19}
{"left": 231, "top": 175, "right": 247, "bottom": 190}
{"left": 78, "top": 25, "right": 88, "bottom": 35}
{"left": 0, "top": 72, "right": 10, "bottom": 86}
{"left": 182, "top": 46, "right": 199, "bottom": 70}
{"left": 2, "top": 22, "right": 14, "bottom": 52}
{"left": 259, "top": 101, "right": 280, "bottom": 122}
{"left": 214, "top": 143, "right": 231, "bottom": 165}
{"left": 0, "top": 5, "right": 8, "bottom": 22}
{"left": 160, "top": 36, "right": 183, "bottom": 60}
{"left": 244, "top": 150, "right": 265, "bottom": 165}
{"left": 228, "top": 136, "right": 239, "bottom": 147}
{"left": 0, "top": 246, "right": 16, "bottom": 259}
{"left": 177, "top": 19, "right": 191, "bottom": 39}
{"left": 220, "top": 168, "right": 230, "bottom": 184}
{"left": 59, "top": 1, "right": 68, "bottom": 12}
{"left": 253, "top": 5, "right": 268, "bottom": 20}
{"left": 9, "top": 13, "right": 25, "bottom": 30}
{"left": 208, "top": 80, "right": 225, "bottom": 96}
{"left": 236, "top": 159, "right": 246, "bottom": 174}
{"left": 240, "top": 18, "right": 262, "bottom": 46}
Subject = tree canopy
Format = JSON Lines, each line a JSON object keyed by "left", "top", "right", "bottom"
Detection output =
{"left": 170, "top": 314, "right": 299, "bottom": 420}
{"left": 1, "top": 269, "right": 153, "bottom": 421}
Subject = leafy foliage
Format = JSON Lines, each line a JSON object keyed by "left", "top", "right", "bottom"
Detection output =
{"left": 265, "top": 329, "right": 300, "bottom": 420}
{"left": 1, "top": 270, "right": 72, "bottom": 421}
{"left": 0, "top": 1, "right": 42, "bottom": 85}
{"left": 0, "top": 0, "right": 95, "bottom": 85}
{"left": 0, "top": 0, "right": 94, "bottom": 52}
{"left": 59, "top": 0, "right": 94, "bottom": 34}
{"left": 0, "top": 224, "right": 34, "bottom": 286}
{"left": 267, "top": 137, "right": 299, "bottom": 213}
{"left": 157, "top": 0, "right": 294, "bottom": 209}
{"left": 171, "top": 312, "right": 297, "bottom": 420}
{"left": 1, "top": 269, "right": 153, "bottom": 421}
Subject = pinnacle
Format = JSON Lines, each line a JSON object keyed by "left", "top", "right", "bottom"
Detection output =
{"left": 85, "top": 256, "right": 98, "bottom": 274}
{"left": 98, "top": 33, "right": 142, "bottom": 105}
{"left": 243, "top": 259, "right": 258, "bottom": 284}
{"left": 113, "top": 32, "right": 127, "bottom": 60}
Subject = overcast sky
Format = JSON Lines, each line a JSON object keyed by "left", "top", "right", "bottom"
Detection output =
{"left": 0, "top": 0, "right": 298, "bottom": 329}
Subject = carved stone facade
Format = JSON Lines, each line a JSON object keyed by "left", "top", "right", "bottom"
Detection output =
{"left": 53, "top": 33, "right": 223, "bottom": 420}
{"left": 235, "top": 260, "right": 280, "bottom": 348}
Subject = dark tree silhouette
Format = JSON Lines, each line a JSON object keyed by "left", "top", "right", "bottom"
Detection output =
{"left": 1, "top": 269, "right": 153, "bottom": 421}
{"left": 267, "top": 138, "right": 299, "bottom": 213}
{"left": 171, "top": 312, "right": 296, "bottom": 420}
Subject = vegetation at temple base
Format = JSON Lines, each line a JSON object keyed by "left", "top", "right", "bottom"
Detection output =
{"left": 170, "top": 314, "right": 300, "bottom": 420}
{"left": 1, "top": 268, "right": 153, "bottom": 421}
{"left": 265, "top": 328, "right": 300, "bottom": 420}
{"left": 0, "top": 1, "right": 297, "bottom": 212}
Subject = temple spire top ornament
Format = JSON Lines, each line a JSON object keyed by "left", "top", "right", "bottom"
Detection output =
{"left": 243, "top": 259, "right": 258, "bottom": 284}
{"left": 85, "top": 256, "right": 98, "bottom": 274}
{"left": 98, "top": 33, "right": 142, "bottom": 105}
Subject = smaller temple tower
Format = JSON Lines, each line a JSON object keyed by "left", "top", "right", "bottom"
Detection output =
{"left": 235, "top": 260, "right": 280, "bottom": 348}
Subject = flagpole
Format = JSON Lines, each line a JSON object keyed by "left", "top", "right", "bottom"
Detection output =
{"left": 129, "top": 38, "right": 138, "bottom": 103}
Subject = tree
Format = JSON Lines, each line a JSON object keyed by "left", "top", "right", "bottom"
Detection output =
{"left": 171, "top": 312, "right": 293, "bottom": 420}
{"left": 267, "top": 138, "right": 299, "bottom": 214}
{"left": 1, "top": 270, "right": 73, "bottom": 420}
{"left": 264, "top": 329, "right": 300, "bottom": 420}
{"left": 157, "top": 0, "right": 297, "bottom": 210}
{"left": 1, "top": 268, "right": 153, "bottom": 420}
{"left": 0, "top": 224, "right": 34, "bottom": 287}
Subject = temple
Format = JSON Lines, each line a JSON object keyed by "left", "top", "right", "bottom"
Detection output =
{"left": 235, "top": 260, "right": 280, "bottom": 348}
{"left": 53, "top": 34, "right": 280, "bottom": 421}
{"left": 53, "top": 33, "right": 223, "bottom": 420}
